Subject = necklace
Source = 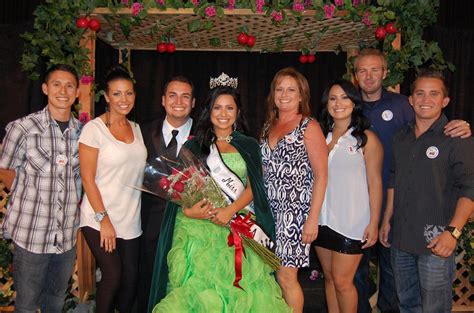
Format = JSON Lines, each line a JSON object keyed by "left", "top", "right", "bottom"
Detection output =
{"left": 216, "top": 135, "right": 232, "bottom": 143}
{"left": 105, "top": 111, "right": 111, "bottom": 128}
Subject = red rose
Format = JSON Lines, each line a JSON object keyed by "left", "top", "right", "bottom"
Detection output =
{"left": 171, "top": 168, "right": 180, "bottom": 176}
{"left": 173, "top": 181, "right": 185, "bottom": 193}
{"left": 171, "top": 192, "right": 182, "bottom": 200}
{"left": 159, "top": 177, "right": 171, "bottom": 190}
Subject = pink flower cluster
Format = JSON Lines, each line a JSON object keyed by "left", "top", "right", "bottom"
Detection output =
{"left": 271, "top": 11, "right": 283, "bottom": 22}
{"left": 228, "top": 0, "right": 235, "bottom": 10}
{"left": 205, "top": 5, "right": 216, "bottom": 17}
{"left": 131, "top": 2, "right": 144, "bottom": 16}
{"left": 292, "top": 1, "right": 304, "bottom": 12}
{"left": 309, "top": 270, "right": 323, "bottom": 281}
{"left": 353, "top": 0, "right": 360, "bottom": 5}
{"left": 79, "top": 112, "right": 91, "bottom": 124}
{"left": 156, "top": 0, "right": 165, "bottom": 6}
{"left": 256, "top": 0, "right": 264, "bottom": 13}
{"left": 334, "top": 0, "right": 343, "bottom": 6}
{"left": 192, "top": 0, "right": 199, "bottom": 5}
{"left": 80, "top": 75, "right": 95, "bottom": 85}
{"left": 121, "top": 0, "right": 129, "bottom": 5}
{"left": 324, "top": 4, "right": 335, "bottom": 19}
{"left": 362, "top": 11, "right": 371, "bottom": 26}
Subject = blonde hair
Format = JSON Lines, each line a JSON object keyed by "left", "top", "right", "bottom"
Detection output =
{"left": 353, "top": 48, "right": 388, "bottom": 72}
{"left": 262, "top": 67, "right": 311, "bottom": 137}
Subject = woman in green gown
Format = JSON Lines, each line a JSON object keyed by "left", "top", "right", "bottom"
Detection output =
{"left": 148, "top": 79, "right": 290, "bottom": 313}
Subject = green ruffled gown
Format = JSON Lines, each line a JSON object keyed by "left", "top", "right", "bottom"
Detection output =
{"left": 153, "top": 153, "right": 290, "bottom": 313}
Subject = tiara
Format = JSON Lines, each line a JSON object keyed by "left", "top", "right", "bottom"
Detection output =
{"left": 209, "top": 73, "right": 238, "bottom": 89}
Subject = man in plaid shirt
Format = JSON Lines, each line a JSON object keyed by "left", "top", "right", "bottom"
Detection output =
{"left": 0, "top": 64, "right": 82, "bottom": 313}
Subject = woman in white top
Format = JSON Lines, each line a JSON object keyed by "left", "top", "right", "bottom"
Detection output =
{"left": 314, "top": 79, "right": 383, "bottom": 313}
{"left": 79, "top": 65, "right": 147, "bottom": 313}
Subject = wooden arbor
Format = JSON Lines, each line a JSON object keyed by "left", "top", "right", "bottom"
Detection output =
{"left": 75, "top": 5, "right": 405, "bottom": 308}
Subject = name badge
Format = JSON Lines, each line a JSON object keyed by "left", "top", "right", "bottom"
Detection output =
{"left": 426, "top": 146, "right": 439, "bottom": 159}
{"left": 285, "top": 134, "right": 297, "bottom": 144}
{"left": 381, "top": 110, "right": 393, "bottom": 121}
{"left": 56, "top": 154, "right": 68, "bottom": 166}
{"left": 347, "top": 145, "right": 357, "bottom": 155}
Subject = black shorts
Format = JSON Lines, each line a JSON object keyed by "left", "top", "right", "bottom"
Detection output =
{"left": 314, "top": 225, "right": 364, "bottom": 255}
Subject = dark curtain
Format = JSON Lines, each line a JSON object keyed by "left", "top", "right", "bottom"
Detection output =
{"left": 1, "top": 0, "right": 473, "bottom": 141}
{"left": 111, "top": 50, "right": 347, "bottom": 137}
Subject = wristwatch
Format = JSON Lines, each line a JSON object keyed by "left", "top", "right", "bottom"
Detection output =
{"left": 446, "top": 226, "right": 461, "bottom": 240}
{"left": 94, "top": 210, "right": 108, "bottom": 223}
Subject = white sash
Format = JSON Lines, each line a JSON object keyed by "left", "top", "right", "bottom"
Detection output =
{"left": 207, "top": 144, "right": 274, "bottom": 249}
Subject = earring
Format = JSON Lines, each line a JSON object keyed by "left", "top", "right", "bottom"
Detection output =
{"left": 233, "top": 123, "right": 237, "bottom": 132}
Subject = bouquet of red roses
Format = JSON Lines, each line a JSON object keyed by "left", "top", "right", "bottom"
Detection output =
{"left": 141, "top": 147, "right": 228, "bottom": 209}
{"left": 138, "top": 147, "right": 280, "bottom": 278}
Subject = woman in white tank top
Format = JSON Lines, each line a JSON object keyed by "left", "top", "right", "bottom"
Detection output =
{"left": 314, "top": 79, "right": 383, "bottom": 313}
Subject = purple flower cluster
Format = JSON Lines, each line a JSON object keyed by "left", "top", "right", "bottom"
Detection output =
{"left": 362, "top": 11, "right": 371, "bottom": 26}
{"left": 131, "top": 2, "right": 144, "bottom": 16}
{"left": 271, "top": 11, "right": 283, "bottom": 22}
{"left": 80, "top": 75, "right": 95, "bottom": 85}
{"left": 205, "top": 5, "right": 216, "bottom": 17}
{"left": 256, "top": 0, "right": 264, "bottom": 13}
{"left": 292, "top": 1, "right": 304, "bottom": 11}
{"left": 324, "top": 4, "right": 335, "bottom": 19}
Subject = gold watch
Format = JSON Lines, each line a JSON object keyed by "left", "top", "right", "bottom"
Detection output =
{"left": 446, "top": 226, "right": 461, "bottom": 240}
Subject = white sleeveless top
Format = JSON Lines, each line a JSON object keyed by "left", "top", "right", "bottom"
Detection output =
{"left": 319, "top": 128, "right": 371, "bottom": 240}
{"left": 79, "top": 118, "right": 147, "bottom": 239}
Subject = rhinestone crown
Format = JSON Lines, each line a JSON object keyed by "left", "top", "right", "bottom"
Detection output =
{"left": 209, "top": 72, "right": 238, "bottom": 89}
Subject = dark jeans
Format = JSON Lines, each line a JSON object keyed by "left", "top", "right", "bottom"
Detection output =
{"left": 355, "top": 242, "right": 399, "bottom": 313}
{"left": 391, "top": 247, "right": 454, "bottom": 313}
{"left": 82, "top": 227, "right": 140, "bottom": 313}
{"left": 12, "top": 244, "right": 76, "bottom": 313}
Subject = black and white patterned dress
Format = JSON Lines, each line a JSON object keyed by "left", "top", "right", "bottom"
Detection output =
{"left": 261, "top": 117, "right": 314, "bottom": 267}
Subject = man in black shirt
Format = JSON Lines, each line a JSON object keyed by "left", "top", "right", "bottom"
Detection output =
{"left": 379, "top": 68, "right": 474, "bottom": 312}
{"left": 137, "top": 76, "right": 196, "bottom": 312}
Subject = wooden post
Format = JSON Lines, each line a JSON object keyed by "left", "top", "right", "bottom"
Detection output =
{"left": 77, "top": 28, "right": 96, "bottom": 302}
{"left": 345, "top": 45, "right": 359, "bottom": 86}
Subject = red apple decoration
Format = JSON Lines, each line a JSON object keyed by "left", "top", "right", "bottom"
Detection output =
{"left": 374, "top": 26, "right": 386, "bottom": 41}
{"left": 156, "top": 42, "right": 167, "bottom": 53}
{"left": 166, "top": 43, "right": 176, "bottom": 53}
{"left": 299, "top": 55, "right": 308, "bottom": 64}
{"left": 307, "top": 54, "right": 316, "bottom": 63}
{"left": 88, "top": 18, "right": 101, "bottom": 31}
{"left": 385, "top": 22, "right": 397, "bottom": 34}
{"left": 246, "top": 35, "right": 256, "bottom": 47}
{"left": 237, "top": 32, "right": 249, "bottom": 45}
{"left": 76, "top": 17, "right": 89, "bottom": 29}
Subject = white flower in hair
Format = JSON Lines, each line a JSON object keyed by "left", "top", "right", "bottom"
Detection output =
{"left": 209, "top": 72, "right": 238, "bottom": 89}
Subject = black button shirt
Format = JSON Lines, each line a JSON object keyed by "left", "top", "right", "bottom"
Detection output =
{"left": 389, "top": 114, "right": 474, "bottom": 255}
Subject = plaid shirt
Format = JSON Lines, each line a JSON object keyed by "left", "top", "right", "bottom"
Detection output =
{"left": 0, "top": 107, "right": 82, "bottom": 254}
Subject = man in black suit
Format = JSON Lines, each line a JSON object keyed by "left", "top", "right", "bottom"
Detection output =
{"left": 137, "top": 76, "right": 196, "bottom": 312}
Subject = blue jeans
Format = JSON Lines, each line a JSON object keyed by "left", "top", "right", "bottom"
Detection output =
{"left": 12, "top": 244, "right": 76, "bottom": 313}
{"left": 355, "top": 242, "right": 399, "bottom": 313}
{"left": 390, "top": 246, "right": 454, "bottom": 313}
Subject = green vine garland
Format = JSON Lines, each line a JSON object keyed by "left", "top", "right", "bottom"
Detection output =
{"left": 21, "top": 0, "right": 453, "bottom": 88}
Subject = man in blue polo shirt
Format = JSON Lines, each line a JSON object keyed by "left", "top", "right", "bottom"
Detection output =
{"left": 353, "top": 48, "right": 471, "bottom": 313}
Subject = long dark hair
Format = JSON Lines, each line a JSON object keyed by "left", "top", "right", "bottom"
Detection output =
{"left": 195, "top": 86, "right": 248, "bottom": 157}
{"left": 320, "top": 79, "right": 370, "bottom": 149}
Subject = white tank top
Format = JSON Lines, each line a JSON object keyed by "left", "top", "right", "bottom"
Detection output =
{"left": 319, "top": 128, "right": 371, "bottom": 240}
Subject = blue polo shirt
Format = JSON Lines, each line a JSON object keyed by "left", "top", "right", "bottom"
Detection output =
{"left": 363, "top": 89, "right": 414, "bottom": 210}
